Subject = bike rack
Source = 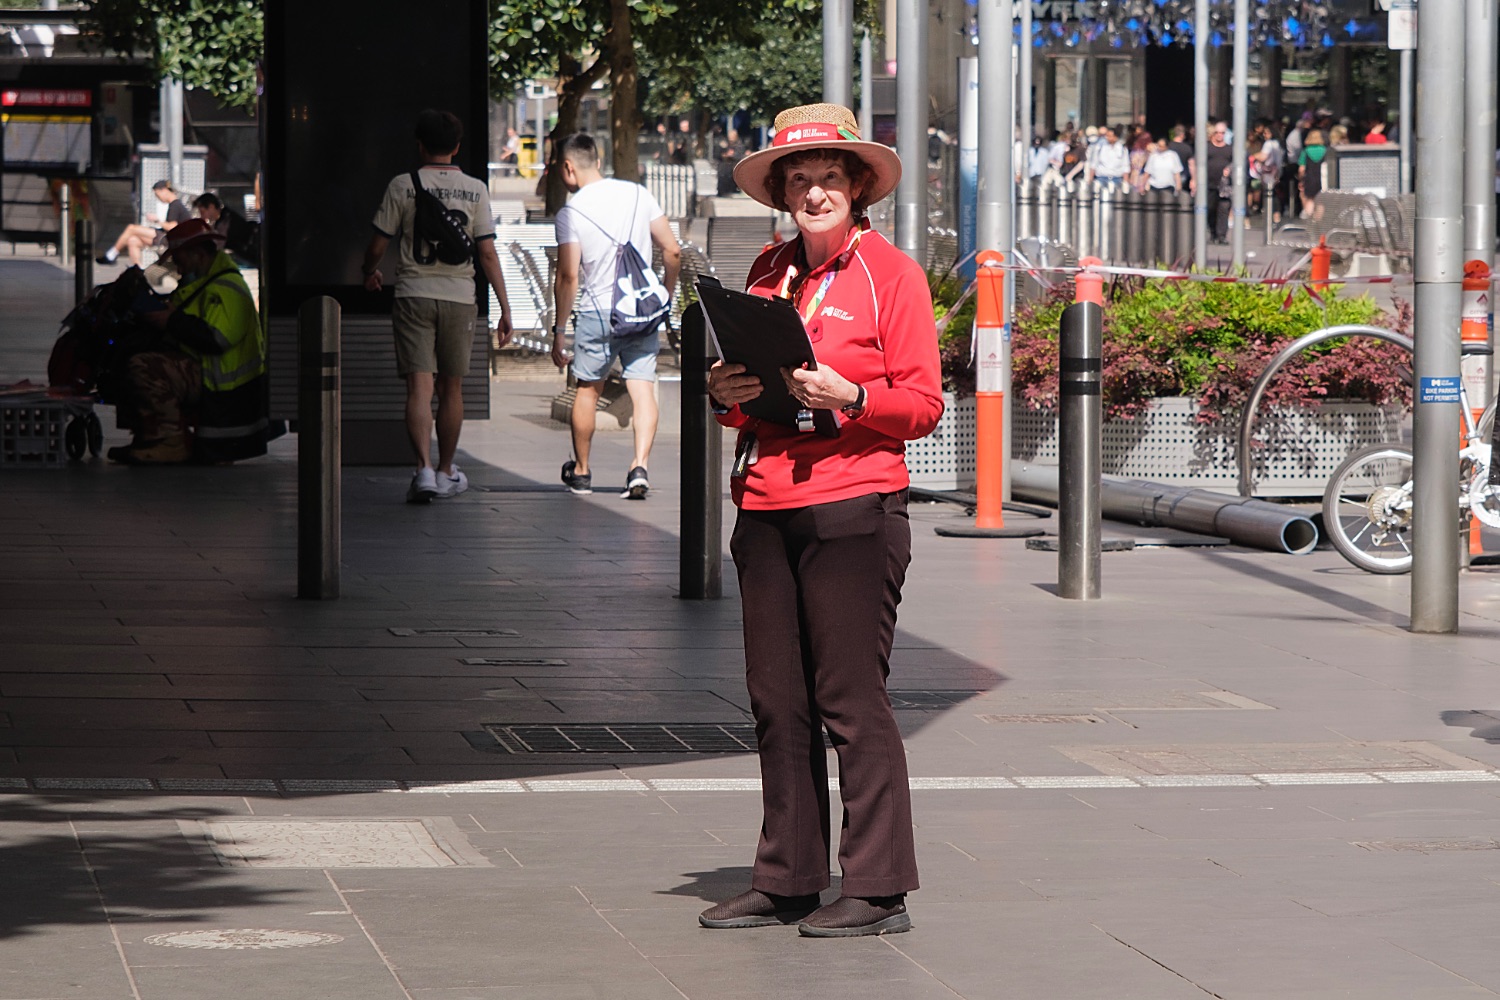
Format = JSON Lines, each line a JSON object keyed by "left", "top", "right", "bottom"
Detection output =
{"left": 1236, "top": 324, "right": 1415, "bottom": 498}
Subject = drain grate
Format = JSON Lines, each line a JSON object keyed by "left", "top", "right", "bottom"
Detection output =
{"left": 485, "top": 723, "right": 760, "bottom": 754}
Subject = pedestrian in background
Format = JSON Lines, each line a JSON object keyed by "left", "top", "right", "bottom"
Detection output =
{"left": 550, "top": 132, "right": 681, "bottom": 500}
{"left": 1298, "top": 128, "right": 1328, "bottom": 218}
{"left": 362, "top": 109, "right": 513, "bottom": 503}
{"left": 700, "top": 102, "right": 942, "bottom": 938}
{"left": 1205, "top": 121, "right": 1234, "bottom": 241}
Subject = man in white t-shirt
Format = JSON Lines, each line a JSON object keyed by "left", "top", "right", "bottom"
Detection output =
{"left": 363, "top": 109, "right": 513, "bottom": 503}
{"left": 1089, "top": 128, "right": 1131, "bottom": 189}
{"left": 551, "top": 132, "right": 681, "bottom": 500}
{"left": 1142, "top": 137, "right": 1184, "bottom": 193}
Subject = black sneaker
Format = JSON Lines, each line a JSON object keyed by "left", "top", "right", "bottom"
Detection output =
{"left": 561, "top": 459, "right": 592, "bottom": 495}
{"left": 622, "top": 465, "right": 649, "bottom": 500}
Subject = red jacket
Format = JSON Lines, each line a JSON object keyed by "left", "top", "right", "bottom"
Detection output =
{"left": 716, "top": 223, "right": 944, "bottom": 510}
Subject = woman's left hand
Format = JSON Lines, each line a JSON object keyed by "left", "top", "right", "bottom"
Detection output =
{"left": 781, "top": 364, "right": 860, "bottom": 411}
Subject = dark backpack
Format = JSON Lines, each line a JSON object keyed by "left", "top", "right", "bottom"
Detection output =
{"left": 571, "top": 188, "right": 670, "bottom": 339}
{"left": 410, "top": 169, "right": 474, "bottom": 266}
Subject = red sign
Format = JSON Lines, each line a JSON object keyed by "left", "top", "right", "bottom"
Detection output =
{"left": 1, "top": 89, "right": 92, "bottom": 109}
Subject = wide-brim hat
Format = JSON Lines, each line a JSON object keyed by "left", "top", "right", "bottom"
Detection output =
{"left": 733, "top": 103, "right": 901, "bottom": 210}
{"left": 159, "top": 218, "right": 227, "bottom": 261}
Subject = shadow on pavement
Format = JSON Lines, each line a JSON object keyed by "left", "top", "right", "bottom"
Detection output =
{"left": 0, "top": 448, "right": 1004, "bottom": 784}
{"left": 0, "top": 796, "right": 292, "bottom": 941}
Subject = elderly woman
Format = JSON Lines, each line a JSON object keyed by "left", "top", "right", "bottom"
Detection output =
{"left": 698, "top": 104, "right": 943, "bottom": 938}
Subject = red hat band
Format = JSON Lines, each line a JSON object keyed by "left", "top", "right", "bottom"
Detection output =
{"left": 772, "top": 122, "right": 859, "bottom": 148}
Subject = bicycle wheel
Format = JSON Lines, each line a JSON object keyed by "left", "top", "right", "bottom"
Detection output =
{"left": 1322, "top": 444, "right": 1415, "bottom": 574}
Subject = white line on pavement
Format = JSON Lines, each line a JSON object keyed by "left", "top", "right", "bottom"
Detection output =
{"left": 3, "top": 770, "right": 1498, "bottom": 795}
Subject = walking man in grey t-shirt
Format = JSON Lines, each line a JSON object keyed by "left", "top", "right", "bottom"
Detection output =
{"left": 363, "top": 109, "right": 513, "bottom": 503}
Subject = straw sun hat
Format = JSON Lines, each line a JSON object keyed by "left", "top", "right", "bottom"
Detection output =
{"left": 733, "top": 103, "right": 902, "bottom": 210}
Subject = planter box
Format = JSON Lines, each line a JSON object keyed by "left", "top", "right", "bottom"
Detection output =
{"left": 905, "top": 393, "right": 976, "bottom": 490}
{"left": 905, "top": 395, "right": 1406, "bottom": 496}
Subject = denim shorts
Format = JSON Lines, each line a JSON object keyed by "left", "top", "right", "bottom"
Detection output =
{"left": 570, "top": 309, "right": 659, "bottom": 383}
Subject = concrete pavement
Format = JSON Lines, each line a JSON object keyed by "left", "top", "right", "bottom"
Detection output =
{"left": 2, "top": 252, "right": 1500, "bottom": 999}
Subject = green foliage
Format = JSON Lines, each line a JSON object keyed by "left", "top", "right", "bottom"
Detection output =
{"left": 78, "top": 0, "right": 262, "bottom": 108}
{"left": 937, "top": 275, "right": 1409, "bottom": 420}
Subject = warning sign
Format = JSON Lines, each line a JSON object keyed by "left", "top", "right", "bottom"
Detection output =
{"left": 1418, "top": 376, "right": 1461, "bottom": 405}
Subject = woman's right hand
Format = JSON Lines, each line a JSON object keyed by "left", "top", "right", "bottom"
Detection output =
{"left": 707, "top": 361, "right": 762, "bottom": 409}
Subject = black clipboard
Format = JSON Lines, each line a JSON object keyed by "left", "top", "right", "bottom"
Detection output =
{"left": 695, "top": 277, "right": 840, "bottom": 437}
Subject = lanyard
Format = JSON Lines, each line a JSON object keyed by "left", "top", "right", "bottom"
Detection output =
{"left": 778, "top": 228, "right": 864, "bottom": 323}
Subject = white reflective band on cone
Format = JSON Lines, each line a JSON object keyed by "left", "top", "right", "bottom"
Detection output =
{"left": 976, "top": 324, "right": 1007, "bottom": 394}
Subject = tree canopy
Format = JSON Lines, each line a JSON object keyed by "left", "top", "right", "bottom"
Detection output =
{"left": 77, "top": 0, "right": 262, "bottom": 109}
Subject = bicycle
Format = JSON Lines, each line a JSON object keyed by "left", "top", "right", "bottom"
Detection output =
{"left": 1322, "top": 343, "right": 1498, "bottom": 574}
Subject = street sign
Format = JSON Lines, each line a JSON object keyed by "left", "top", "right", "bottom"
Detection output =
{"left": 1388, "top": 1, "right": 1416, "bottom": 50}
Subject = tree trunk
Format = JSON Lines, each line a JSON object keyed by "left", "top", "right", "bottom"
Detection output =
{"left": 545, "top": 53, "right": 608, "bottom": 216}
{"left": 609, "top": 0, "right": 640, "bottom": 183}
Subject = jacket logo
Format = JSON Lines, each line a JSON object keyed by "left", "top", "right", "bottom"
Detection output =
{"left": 820, "top": 306, "right": 854, "bottom": 321}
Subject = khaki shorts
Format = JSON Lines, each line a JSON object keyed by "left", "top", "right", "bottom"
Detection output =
{"left": 392, "top": 297, "right": 475, "bottom": 377}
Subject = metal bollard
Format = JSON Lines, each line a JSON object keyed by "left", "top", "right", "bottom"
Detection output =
{"left": 297, "top": 296, "right": 341, "bottom": 600}
{"left": 1058, "top": 291, "right": 1103, "bottom": 600}
{"left": 1123, "top": 188, "right": 1146, "bottom": 266}
{"left": 1017, "top": 178, "right": 1036, "bottom": 241}
{"left": 1142, "top": 187, "right": 1163, "bottom": 266}
{"left": 1265, "top": 180, "right": 1276, "bottom": 244}
{"left": 1174, "top": 190, "right": 1194, "bottom": 267}
{"left": 1076, "top": 182, "right": 1094, "bottom": 258}
{"left": 57, "top": 184, "right": 71, "bottom": 262}
{"left": 1097, "top": 186, "right": 1115, "bottom": 261}
{"left": 679, "top": 302, "right": 722, "bottom": 599}
{"left": 1057, "top": 181, "right": 1074, "bottom": 248}
{"left": 1159, "top": 189, "right": 1178, "bottom": 265}
{"left": 73, "top": 219, "right": 93, "bottom": 305}
{"left": 1037, "top": 181, "right": 1053, "bottom": 244}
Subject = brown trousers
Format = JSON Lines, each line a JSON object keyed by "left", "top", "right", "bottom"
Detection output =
{"left": 124, "top": 350, "right": 200, "bottom": 440}
{"left": 730, "top": 490, "right": 919, "bottom": 898}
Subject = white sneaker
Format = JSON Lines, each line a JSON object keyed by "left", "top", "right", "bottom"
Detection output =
{"left": 407, "top": 467, "right": 438, "bottom": 504}
{"left": 435, "top": 465, "right": 468, "bottom": 498}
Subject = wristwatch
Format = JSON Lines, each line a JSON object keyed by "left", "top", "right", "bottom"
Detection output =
{"left": 840, "top": 384, "right": 867, "bottom": 418}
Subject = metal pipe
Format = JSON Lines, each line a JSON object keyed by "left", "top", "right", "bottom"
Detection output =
{"left": 1098, "top": 184, "right": 1114, "bottom": 261}
{"left": 977, "top": 0, "right": 1013, "bottom": 259}
{"left": 57, "top": 183, "right": 70, "bottom": 262}
{"left": 1020, "top": 0, "right": 1033, "bottom": 147}
{"left": 1076, "top": 181, "right": 1094, "bottom": 258}
{"left": 1058, "top": 300, "right": 1103, "bottom": 599}
{"left": 1193, "top": 0, "right": 1209, "bottom": 267}
{"left": 74, "top": 219, "right": 92, "bottom": 305}
{"left": 1230, "top": 0, "right": 1248, "bottom": 269}
{"left": 297, "top": 296, "right": 341, "bottom": 600}
{"left": 1014, "top": 464, "right": 1319, "bottom": 556}
{"left": 1465, "top": 0, "right": 1497, "bottom": 413}
{"left": 1017, "top": 176, "right": 1034, "bottom": 241}
{"left": 1235, "top": 325, "right": 1414, "bottom": 497}
{"left": 823, "top": 0, "right": 853, "bottom": 108}
{"left": 1412, "top": 0, "right": 1466, "bottom": 632}
{"left": 1143, "top": 187, "right": 1162, "bottom": 265}
{"left": 165, "top": 78, "right": 184, "bottom": 190}
{"left": 1124, "top": 188, "right": 1144, "bottom": 266}
{"left": 1400, "top": 47, "right": 1414, "bottom": 193}
{"left": 895, "top": 0, "right": 927, "bottom": 265}
{"left": 1175, "top": 189, "right": 1193, "bottom": 267}
{"left": 1057, "top": 180, "right": 1073, "bottom": 248}
{"left": 859, "top": 29, "right": 874, "bottom": 141}
{"left": 679, "top": 302, "right": 722, "bottom": 600}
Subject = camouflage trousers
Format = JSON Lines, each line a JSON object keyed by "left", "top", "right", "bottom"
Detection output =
{"left": 124, "top": 351, "right": 201, "bottom": 441}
